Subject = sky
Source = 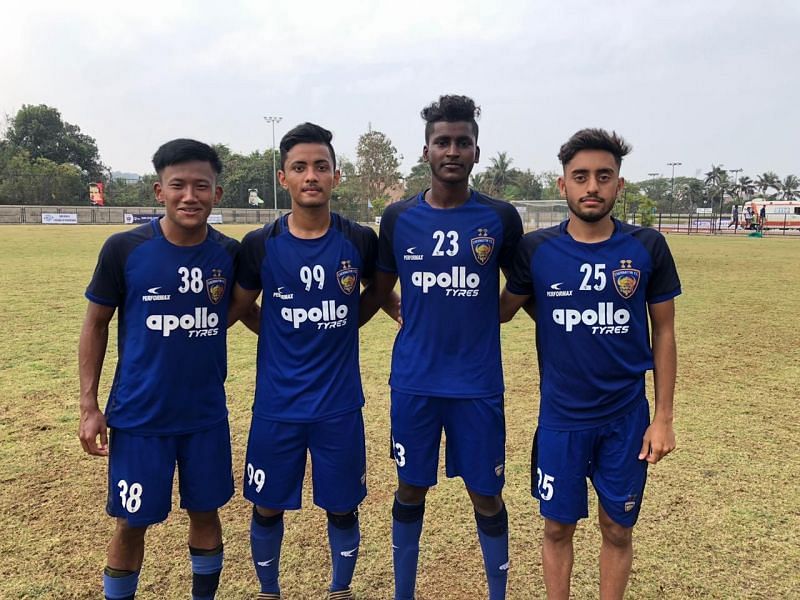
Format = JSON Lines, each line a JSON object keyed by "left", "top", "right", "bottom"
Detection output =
{"left": 2, "top": 0, "right": 798, "bottom": 184}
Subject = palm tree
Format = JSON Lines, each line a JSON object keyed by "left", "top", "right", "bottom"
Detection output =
{"left": 470, "top": 172, "right": 491, "bottom": 194}
{"left": 485, "top": 151, "right": 514, "bottom": 195}
{"left": 704, "top": 165, "right": 729, "bottom": 216}
{"left": 779, "top": 174, "right": 799, "bottom": 201}
{"left": 756, "top": 172, "right": 780, "bottom": 200}
{"left": 737, "top": 175, "right": 755, "bottom": 202}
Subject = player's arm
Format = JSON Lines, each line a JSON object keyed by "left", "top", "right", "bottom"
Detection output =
{"left": 78, "top": 301, "right": 115, "bottom": 456}
{"left": 229, "top": 283, "right": 261, "bottom": 334}
{"left": 360, "top": 271, "right": 399, "bottom": 327}
{"left": 499, "top": 287, "right": 532, "bottom": 323}
{"left": 501, "top": 266, "right": 535, "bottom": 321}
{"left": 639, "top": 298, "right": 677, "bottom": 464}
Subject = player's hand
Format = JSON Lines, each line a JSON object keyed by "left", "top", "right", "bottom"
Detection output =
{"left": 79, "top": 407, "right": 109, "bottom": 456}
{"left": 638, "top": 418, "right": 675, "bottom": 464}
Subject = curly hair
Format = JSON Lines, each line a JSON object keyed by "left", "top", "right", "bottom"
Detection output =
{"left": 421, "top": 94, "right": 481, "bottom": 142}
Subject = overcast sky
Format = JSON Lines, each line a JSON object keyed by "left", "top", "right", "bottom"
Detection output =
{"left": 2, "top": 0, "right": 797, "bottom": 184}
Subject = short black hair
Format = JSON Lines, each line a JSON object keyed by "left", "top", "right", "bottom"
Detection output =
{"left": 279, "top": 122, "right": 336, "bottom": 170}
{"left": 152, "top": 139, "right": 222, "bottom": 177}
{"left": 421, "top": 95, "right": 480, "bottom": 143}
{"left": 558, "top": 128, "right": 631, "bottom": 168}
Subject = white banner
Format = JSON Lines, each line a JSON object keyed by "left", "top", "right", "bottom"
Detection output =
{"left": 208, "top": 214, "right": 223, "bottom": 224}
{"left": 42, "top": 213, "right": 78, "bottom": 224}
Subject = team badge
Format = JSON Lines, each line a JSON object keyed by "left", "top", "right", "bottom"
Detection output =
{"left": 471, "top": 228, "right": 495, "bottom": 266}
{"left": 336, "top": 260, "right": 359, "bottom": 295}
{"left": 206, "top": 269, "right": 226, "bottom": 305}
{"left": 612, "top": 260, "right": 641, "bottom": 299}
{"left": 624, "top": 494, "right": 638, "bottom": 512}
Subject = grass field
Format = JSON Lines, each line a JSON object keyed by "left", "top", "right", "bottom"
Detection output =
{"left": 0, "top": 225, "right": 798, "bottom": 599}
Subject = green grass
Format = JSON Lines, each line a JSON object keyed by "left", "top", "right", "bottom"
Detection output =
{"left": 0, "top": 226, "right": 798, "bottom": 599}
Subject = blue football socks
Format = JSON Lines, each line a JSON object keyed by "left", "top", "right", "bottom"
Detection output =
{"left": 475, "top": 504, "right": 509, "bottom": 600}
{"left": 250, "top": 507, "right": 284, "bottom": 595}
{"left": 391, "top": 496, "right": 425, "bottom": 600}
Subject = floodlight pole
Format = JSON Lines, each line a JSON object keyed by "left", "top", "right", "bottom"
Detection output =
{"left": 264, "top": 116, "right": 282, "bottom": 211}
{"left": 667, "top": 161, "right": 682, "bottom": 215}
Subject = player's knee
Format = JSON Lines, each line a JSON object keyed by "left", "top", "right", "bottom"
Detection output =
{"left": 114, "top": 518, "right": 147, "bottom": 541}
{"left": 327, "top": 509, "right": 359, "bottom": 529}
{"left": 252, "top": 505, "right": 284, "bottom": 527}
{"left": 543, "top": 519, "right": 576, "bottom": 544}
{"left": 599, "top": 519, "right": 632, "bottom": 548}
{"left": 467, "top": 489, "right": 503, "bottom": 515}
{"left": 396, "top": 481, "right": 428, "bottom": 505}
{"left": 475, "top": 503, "right": 508, "bottom": 537}
{"left": 392, "top": 496, "right": 426, "bottom": 523}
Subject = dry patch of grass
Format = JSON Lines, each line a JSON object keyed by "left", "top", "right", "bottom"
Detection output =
{"left": 0, "top": 227, "right": 797, "bottom": 598}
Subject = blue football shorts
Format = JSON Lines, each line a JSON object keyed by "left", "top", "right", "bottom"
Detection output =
{"left": 390, "top": 391, "right": 505, "bottom": 496}
{"left": 531, "top": 399, "right": 650, "bottom": 528}
{"left": 106, "top": 419, "right": 234, "bottom": 527}
{"left": 243, "top": 410, "right": 367, "bottom": 513}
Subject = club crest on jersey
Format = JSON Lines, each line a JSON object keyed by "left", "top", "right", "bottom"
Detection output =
{"left": 336, "top": 260, "right": 359, "bottom": 295}
{"left": 206, "top": 269, "right": 226, "bottom": 305}
{"left": 471, "top": 228, "right": 495, "bottom": 266}
{"left": 612, "top": 260, "right": 640, "bottom": 299}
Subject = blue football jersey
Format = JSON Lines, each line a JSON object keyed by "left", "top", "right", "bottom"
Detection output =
{"left": 378, "top": 191, "right": 523, "bottom": 397}
{"left": 85, "top": 219, "right": 239, "bottom": 435}
{"left": 505, "top": 219, "right": 681, "bottom": 430}
{"left": 237, "top": 213, "right": 377, "bottom": 422}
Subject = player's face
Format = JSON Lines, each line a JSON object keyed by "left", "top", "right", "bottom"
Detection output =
{"left": 279, "top": 143, "right": 340, "bottom": 209}
{"left": 423, "top": 121, "right": 480, "bottom": 185}
{"left": 558, "top": 149, "right": 624, "bottom": 223}
{"left": 154, "top": 161, "right": 222, "bottom": 232}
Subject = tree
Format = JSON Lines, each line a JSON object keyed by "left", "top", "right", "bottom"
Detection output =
{"left": 6, "top": 104, "right": 104, "bottom": 178}
{"left": 704, "top": 164, "right": 729, "bottom": 212}
{"left": 331, "top": 155, "right": 363, "bottom": 218}
{"left": 484, "top": 151, "right": 514, "bottom": 195}
{"left": 0, "top": 150, "right": 86, "bottom": 205}
{"left": 502, "top": 168, "right": 542, "bottom": 200}
{"left": 404, "top": 156, "right": 430, "bottom": 196}
{"left": 539, "top": 170, "right": 561, "bottom": 199}
{"left": 737, "top": 175, "right": 756, "bottom": 203}
{"left": 470, "top": 172, "right": 492, "bottom": 195}
{"left": 355, "top": 129, "right": 401, "bottom": 205}
{"left": 756, "top": 171, "right": 780, "bottom": 200}
{"left": 779, "top": 174, "right": 799, "bottom": 201}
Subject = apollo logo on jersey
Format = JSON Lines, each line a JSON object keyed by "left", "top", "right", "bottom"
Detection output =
{"left": 552, "top": 302, "right": 630, "bottom": 334}
{"left": 146, "top": 307, "right": 220, "bottom": 337}
{"left": 281, "top": 300, "right": 349, "bottom": 330}
{"left": 411, "top": 267, "right": 481, "bottom": 297}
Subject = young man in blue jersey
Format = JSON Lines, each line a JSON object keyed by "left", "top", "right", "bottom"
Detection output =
{"left": 79, "top": 139, "right": 244, "bottom": 600}
{"left": 361, "top": 95, "right": 523, "bottom": 600}
{"left": 229, "top": 122, "right": 392, "bottom": 600}
{"left": 500, "top": 129, "right": 680, "bottom": 599}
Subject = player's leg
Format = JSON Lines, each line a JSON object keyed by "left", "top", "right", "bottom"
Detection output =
{"left": 541, "top": 518, "right": 576, "bottom": 600}
{"left": 532, "top": 426, "right": 592, "bottom": 600}
{"left": 243, "top": 417, "right": 307, "bottom": 599}
{"left": 443, "top": 396, "right": 508, "bottom": 599}
{"left": 186, "top": 511, "right": 223, "bottom": 600}
{"left": 308, "top": 410, "right": 368, "bottom": 598}
{"left": 390, "top": 392, "right": 442, "bottom": 600}
{"left": 106, "top": 519, "right": 147, "bottom": 600}
{"left": 178, "top": 420, "right": 234, "bottom": 600}
{"left": 592, "top": 401, "right": 649, "bottom": 600}
{"left": 597, "top": 507, "right": 633, "bottom": 600}
{"left": 105, "top": 430, "right": 176, "bottom": 599}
